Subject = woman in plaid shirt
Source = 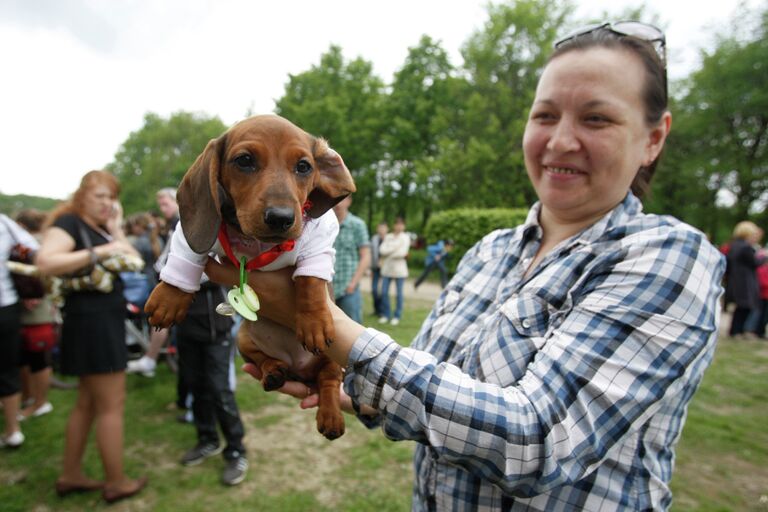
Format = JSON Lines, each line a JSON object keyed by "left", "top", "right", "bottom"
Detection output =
{"left": 208, "top": 22, "right": 725, "bottom": 512}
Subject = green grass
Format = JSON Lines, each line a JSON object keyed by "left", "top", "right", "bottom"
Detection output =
{"left": 2, "top": 297, "right": 767, "bottom": 511}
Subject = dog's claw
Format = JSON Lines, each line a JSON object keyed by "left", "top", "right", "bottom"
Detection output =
{"left": 322, "top": 430, "right": 342, "bottom": 441}
{"left": 325, "top": 338, "right": 333, "bottom": 347}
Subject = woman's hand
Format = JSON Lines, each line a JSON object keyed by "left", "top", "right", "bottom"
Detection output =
{"left": 94, "top": 239, "right": 137, "bottom": 260}
{"left": 241, "top": 362, "right": 375, "bottom": 415}
{"left": 106, "top": 201, "right": 124, "bottom": 236}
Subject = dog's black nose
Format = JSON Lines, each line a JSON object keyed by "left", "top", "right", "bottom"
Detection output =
{"left": 264, "top": 207, "right": 295, "bottom": 232}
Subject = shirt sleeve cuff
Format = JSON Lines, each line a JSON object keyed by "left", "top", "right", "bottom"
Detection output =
{"left": 343, "top": 327, "right": 401, "bottom": 428}
{"left": 159, "top": 253, "right": 204, "bottom": 293}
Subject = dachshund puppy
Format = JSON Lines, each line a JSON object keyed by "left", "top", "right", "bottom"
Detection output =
{"left": 144, "top": 114, "right": 355, "bottom": 439}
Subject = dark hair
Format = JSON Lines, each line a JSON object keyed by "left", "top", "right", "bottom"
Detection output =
{"left": 15, "top": 208, "right": 47, "bottom": 233}
{"left": 549, "top": 29, "right": 668, "bottom": 198}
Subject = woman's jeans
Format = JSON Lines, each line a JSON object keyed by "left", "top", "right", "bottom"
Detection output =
{"left": 381, "top": 277, "right": 405, "bottom": 320}
{"left": 335, "top": 288, "right": 362, "bottom": 323}
{"left": 371, "top": 268, "right": 383, "bottom": 316}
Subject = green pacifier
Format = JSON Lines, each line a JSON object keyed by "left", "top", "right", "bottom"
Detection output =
{"left": 218, "top": 257, "right": 260, "bottom": 321}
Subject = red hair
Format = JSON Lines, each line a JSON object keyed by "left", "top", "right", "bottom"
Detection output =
{"left": 45, "top": 170, "right": 120, "bottom": 227}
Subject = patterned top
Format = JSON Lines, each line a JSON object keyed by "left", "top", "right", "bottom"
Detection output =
{"left": 332, "top": 212, "right": 369, "bottom": 298}
{"left": 0, "top": 214, "right": 39, "bottom": 307}
{"left": 344, "top": 194, "right": 725, "bottom": 511}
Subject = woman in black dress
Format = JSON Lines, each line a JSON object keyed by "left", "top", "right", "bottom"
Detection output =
{"left": 36, "top": 170, "right": 147, "bottom": 503}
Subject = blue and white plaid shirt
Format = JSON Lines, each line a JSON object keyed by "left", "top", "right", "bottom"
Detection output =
{"left": 344, "top": 194, "right": 725, "bottom": 511}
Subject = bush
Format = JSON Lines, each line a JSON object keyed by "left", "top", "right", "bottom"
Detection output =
{"left": 423, "top": 207, "right": 529, "bottom": 273}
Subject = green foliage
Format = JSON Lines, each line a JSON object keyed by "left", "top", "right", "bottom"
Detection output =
{"left": 0, "top": 194, "right": 60, "bottom": 217}
{"left": 107, "top": 111, "right": 227, "bottom": 214}
{"left": 658, "top": 2, "right": 768, "bottom": 240}
{"left": 381, "top": 36, "right": 461, "bottom": 228}
{"left": 83, "top": 0, "right": 766, "bottom": 247}
{"left": 424, "top": 207, "right": 529, "bottom": 271}
{"left": 437, "top": 0, "right": 570, "bottom": 211}
{"left": 275, "top": 45, "right": 388, "bottom": 228}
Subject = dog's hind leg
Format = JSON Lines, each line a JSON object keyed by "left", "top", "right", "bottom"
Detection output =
{"left": 315, "top": 356, "right": 345, "bottom": 440}
{"left": 236, "top": 325, "right": 289, "bottom": 391}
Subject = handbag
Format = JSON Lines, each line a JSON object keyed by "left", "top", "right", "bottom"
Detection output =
{"left": 21, "top": 323, "right": 58, "bottom": 352}
{"left": 56, "top": 220, "right": 144, "bottom": 296}
{"left": 2, "top": 217, "right": 46, "bottom": 299}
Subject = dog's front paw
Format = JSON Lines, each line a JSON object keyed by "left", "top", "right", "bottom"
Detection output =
{"left": 144, "top": 282, "right": 195, "bottom": 328}
{"left": 295, "top": 309, "right": 334, "bottom": 355}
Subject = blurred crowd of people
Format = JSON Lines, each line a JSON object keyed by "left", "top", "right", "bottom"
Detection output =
{"left": 0, "top": 173, "right": 251, "bottom": 503}
{"left": 0, "top": 169, "right": 456, "bottom": 504}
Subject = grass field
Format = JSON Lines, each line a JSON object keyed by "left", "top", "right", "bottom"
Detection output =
{"left": 1, "top": 296, "right": 766, "bottom": 511}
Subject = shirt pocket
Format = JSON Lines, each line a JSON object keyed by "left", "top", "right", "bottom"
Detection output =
{"left": 499, "top": 291, "right": 552, "bottom": 339}
{"left": 470, "top": 293, "right": 552, "bottom": 384}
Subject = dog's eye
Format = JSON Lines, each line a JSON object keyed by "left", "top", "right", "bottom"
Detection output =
{"left": 295, "top": 160, "right": 313, "bottom": 176}
{"left": 233, "top": 154, "right": 256, "bottom": 172}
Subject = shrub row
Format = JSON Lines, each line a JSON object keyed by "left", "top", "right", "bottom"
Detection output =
{"left": 421, "top": 207, "right": 529, "bottom": 274}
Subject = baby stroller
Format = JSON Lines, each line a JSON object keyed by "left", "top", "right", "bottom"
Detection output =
{"left": 122, "top": 271, "right": 178, "bottom": 373}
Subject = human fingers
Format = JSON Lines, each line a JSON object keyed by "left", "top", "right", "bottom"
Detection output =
{"left": 241, "top": 363, "right": 315, "bottom": 404}
{"left": 277, "top": 380, "right": 315, "bottom": 402}
{"left": 241, "top": 362, "right": 264, "bottom": 380}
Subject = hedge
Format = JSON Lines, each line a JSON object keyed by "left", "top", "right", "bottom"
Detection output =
{"left": 422, "top": 207, "right": 529, "bottom": 274}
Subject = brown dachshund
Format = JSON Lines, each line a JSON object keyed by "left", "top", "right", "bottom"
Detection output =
{"left": 144, "top": 114, "right": 355, "bottom": 439}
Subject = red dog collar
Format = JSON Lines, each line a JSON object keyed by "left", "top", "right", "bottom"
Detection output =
{"left": 216, "top": 200, "right": 312, "bottom": 271}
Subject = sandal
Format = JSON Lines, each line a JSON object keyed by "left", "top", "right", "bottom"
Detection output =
{"left": 55, "top": 478, "right": 104, "bottom": 497}
{"left": 102, "top": 476, "right": 148, "bottom": 504}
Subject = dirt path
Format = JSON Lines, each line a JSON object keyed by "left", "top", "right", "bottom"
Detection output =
{"left": 358, "top": 275, "right": 443, "bottom": 303}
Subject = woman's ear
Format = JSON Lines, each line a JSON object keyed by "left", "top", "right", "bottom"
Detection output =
{"left": 643, "top": 111, "right": 672, "bottom": 166}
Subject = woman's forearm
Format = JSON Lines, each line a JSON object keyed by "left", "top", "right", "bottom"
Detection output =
{"left": 325, "top": 301, "right": 365, "bottom": 367}
{"left": 36, "top": 247, "right": 95, "bottom": 276}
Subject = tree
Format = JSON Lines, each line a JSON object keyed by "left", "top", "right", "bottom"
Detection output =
{"left": 434, "top": 0, "right": 571, "bottom": 210}
{"left": 108, "top": 112, "right": 227, "bottom": 214}
{"left": 664, "top": 3, "right": 768, "bottom": 240}
{"left": 275, "top": 46, "right": 387, "bottom": 226}
{"left": 382, "top": 36, "right": 459, "bottom": 229}
{"left": 0, "top": 193, "right": 59, "bottom": 216}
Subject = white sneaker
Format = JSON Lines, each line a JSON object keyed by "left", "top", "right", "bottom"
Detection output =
{"left": 390, "top": 318, "right": 400, "bottom": 326}
{"left": 127, "top": 357, "right": 156, "bottom": 377}
{"left": 1, "top": 430, "right": 25, "bottom": 448}
{"left": 18, "top": 401, "right": 53, "bottom": 421}
{"left": 378, "top": 317, "right": 389, "bottom": 324}
{"left": 33, "top": 402, "right": 54, "bottom": 417}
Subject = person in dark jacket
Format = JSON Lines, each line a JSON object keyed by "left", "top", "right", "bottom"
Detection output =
{"left": 176, "top": 281, "right": 248, "bottom": 486}
{"left": 724, "top": 221, "right": 765, "bottom": 338}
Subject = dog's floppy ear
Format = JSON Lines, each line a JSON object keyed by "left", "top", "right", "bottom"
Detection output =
{"left": 307, "top": 139, "right": 356, "bottom": 218}
{"left": 177, "top": 135, "right": 226, "bottom": 253}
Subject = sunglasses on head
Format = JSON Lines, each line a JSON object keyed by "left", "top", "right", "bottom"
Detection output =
{"left": 554, "top": 20, "right": 666, "bottom": 64}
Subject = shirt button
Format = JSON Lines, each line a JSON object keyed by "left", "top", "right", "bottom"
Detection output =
{"left": 521, "top": 319, "right": 531, "bottom": 329}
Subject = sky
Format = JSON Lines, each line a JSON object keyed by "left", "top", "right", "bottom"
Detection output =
{"left": 0, "top": 0, "right": 754, "bottom": 200}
